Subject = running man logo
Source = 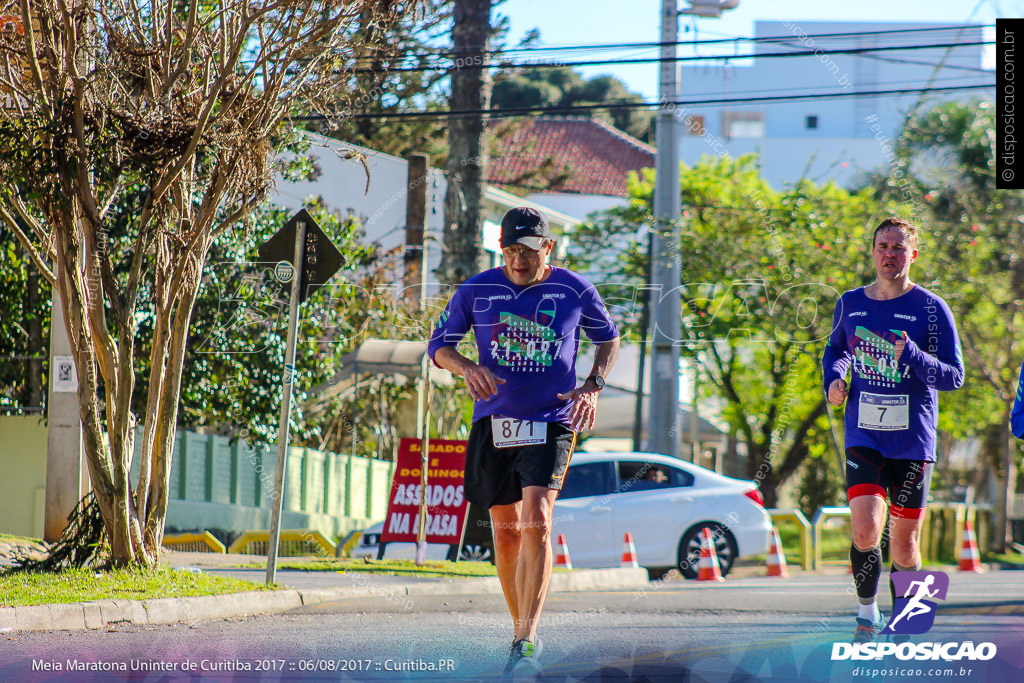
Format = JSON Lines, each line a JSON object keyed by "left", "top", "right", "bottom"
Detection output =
{"left": 883, "top": 570, "right": 949, "bottom": 635}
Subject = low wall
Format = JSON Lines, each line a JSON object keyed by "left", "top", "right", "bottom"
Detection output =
{"left": 0, "top": 416, "right": 394, "bottom": 541}
{"left": 0, "top": 416, "right": 48, "bottom": 538}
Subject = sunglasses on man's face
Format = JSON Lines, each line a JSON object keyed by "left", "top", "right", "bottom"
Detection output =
{"left": 502, "top": 246, "right": 542, "bottom": 259}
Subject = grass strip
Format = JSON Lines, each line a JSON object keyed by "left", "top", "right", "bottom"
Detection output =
{"left": 0, "top": 565, "right": 272, "bottom": 607}
{"left": 246, "top": 557, "right": 500, "bottom": 578}
{"left": 982, "top": 552, "right": 1024, "bottom": 566}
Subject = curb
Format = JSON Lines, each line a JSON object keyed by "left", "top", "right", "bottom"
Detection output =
{"left": 0, "top": 568, "right": 648, "bottom": 633}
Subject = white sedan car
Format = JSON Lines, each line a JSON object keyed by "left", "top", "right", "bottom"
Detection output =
{"left": 357, "top": 451, "right": 771, "bottom": 578}
{"left": 552, "top": 451, "right": 771, "bottom": 578}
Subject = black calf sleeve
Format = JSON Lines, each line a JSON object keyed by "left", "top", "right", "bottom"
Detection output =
{"left": 889, "top": 561, "right": 920, "bottom": 605}
{"left": 851, "top": 544, "right": 882, "bottom": 602}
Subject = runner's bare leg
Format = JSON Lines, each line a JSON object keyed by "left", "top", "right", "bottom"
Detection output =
{"left": 888, "top": 514, "right": 925, "bottom": 568}
{"left": 850, "top": 494, "right": 886, "bottom": 550}
{"left": 515, "top": 485, "right": 559, "bottom": 642}
{"left": 490, "top": 502, "right": 523, "bottom": 631}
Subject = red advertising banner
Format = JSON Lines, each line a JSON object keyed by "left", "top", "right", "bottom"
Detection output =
{"left": 380, "top": 438, "right": 469, "bottom": 545}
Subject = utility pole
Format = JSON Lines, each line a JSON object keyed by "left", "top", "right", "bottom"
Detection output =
{"left": 44, "top": 295, "right": 87, "bottom": 542}
{"left": 648, "top": 0, "right": 738, "bottom": 459}
{"left": 632, "top": 232, "right": 654, "bottom": 452}
{"left": 648, "top": 0, "right": 683, "bottom": 459}
{"left": 404, "top": 153, "right": 429, "bottom": 306}
{"left": 439, "top": 0, "right": 492, "bottom": 286}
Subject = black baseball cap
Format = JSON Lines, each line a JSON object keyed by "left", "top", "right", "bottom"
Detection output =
{"left": 500, "top": 207, "right": 551, "bottom": 250}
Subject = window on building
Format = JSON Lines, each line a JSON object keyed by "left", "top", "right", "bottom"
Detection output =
{"left": 684, "top": 115, "right": 706, "bottom": 136}
{"left": 806, "top": 115, "right": 819, "bottom": 130}
{"left": 722, "top": 110, "right": 764, "bottom": 139}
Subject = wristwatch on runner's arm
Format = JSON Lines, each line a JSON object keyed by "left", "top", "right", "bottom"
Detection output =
{"left": 586, "top": 375, "right": 606, "bottom": 390}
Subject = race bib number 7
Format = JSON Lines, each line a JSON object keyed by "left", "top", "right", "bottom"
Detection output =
{"left": 491, "top": 417, "right": 547, "bottom": 448}
{"left": 858, "top": 392, "right": 910, "bottom": 431}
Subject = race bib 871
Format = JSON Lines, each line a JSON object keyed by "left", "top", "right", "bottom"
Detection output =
{"left": 491, "top": 417, "right": 547, "bottom": 448}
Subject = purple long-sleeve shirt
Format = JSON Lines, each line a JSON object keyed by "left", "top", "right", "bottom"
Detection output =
{"left": 1012, "top": 360, "right": 1024, "bottom": 439}
{"left": 427, "top": 266, "right": 619, "bottom": 425}
{"left": 822, "top": 285, "right": 964, "bottom": 461}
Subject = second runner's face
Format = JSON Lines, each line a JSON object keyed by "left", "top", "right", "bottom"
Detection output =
{"left": 872, "top": 228, "right": 918, "bottom": 282}
{"left": 502, "top": 240, "right": 554, "bottom": 286}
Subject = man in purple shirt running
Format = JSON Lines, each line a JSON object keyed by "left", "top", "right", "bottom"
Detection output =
{"left": 428, "top": 207, "right": 620, "bottom": 675}
{"left": 822, "top": 218, "right": 964, "bottom": 644}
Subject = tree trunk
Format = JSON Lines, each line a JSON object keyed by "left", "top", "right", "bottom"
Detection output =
{"left": 145, "top": 257, "right": 206, "bottom": 553}
{"left": 745, "top": 399, "right": 826, "bottom": 509}
{"left": 762, "top": 468, "right": 780, "bottom": 509}
{"left": 46, "top": 192, "right": 150, "bottom": 567}
{"left": 439, "top": 0, "right": 492, "bottom": 286}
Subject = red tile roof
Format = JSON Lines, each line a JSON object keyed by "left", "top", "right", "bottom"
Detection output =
{"left": 487, "top": 117, "right": 655, "bottom": 197}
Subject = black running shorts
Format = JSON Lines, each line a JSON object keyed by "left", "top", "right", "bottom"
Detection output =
{"left": 464, "top": 418, "right": 577, "bottom": 508}
{"left": 845, "top": 446, "right": 934, "bottom": 519}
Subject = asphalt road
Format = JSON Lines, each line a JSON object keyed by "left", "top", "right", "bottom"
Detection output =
{"left": 3, "top": 571, "right": 1023, "bottom": 682}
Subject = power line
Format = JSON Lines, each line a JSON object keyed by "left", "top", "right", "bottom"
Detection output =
{"left": 298, "top": 83, "right": 991, "bottom": 122}
{"left": 355, "top": 39, "right": 992, "bottom": 74}
{"left": 487, "top": 182, "right": 866, "bottom": 214}
{"left": 764, "top": 36, "right": 993, "bottom": 75}
{"left": 810, "top": 48, "right": 990, "bottom": 75}
{"left": 680, "top": 73, "right": 983, "bottom": 99}
{"left": 376, "top": 23, "right": 989, "bottom": 60}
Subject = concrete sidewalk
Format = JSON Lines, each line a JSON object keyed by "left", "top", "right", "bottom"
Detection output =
{"left": 0, "top": 550, "right": 649, "bottom": 633}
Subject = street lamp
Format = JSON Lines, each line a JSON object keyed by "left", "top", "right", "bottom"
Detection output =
{"left": 680, "top": 0, "right": 739, "bottom": 18}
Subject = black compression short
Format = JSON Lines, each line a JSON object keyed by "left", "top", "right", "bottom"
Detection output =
{"left": 464, "top": 418, "right": 576, "bottom": 508}
{"left": 845, "top": 446, "right": 933, "bottom": 519}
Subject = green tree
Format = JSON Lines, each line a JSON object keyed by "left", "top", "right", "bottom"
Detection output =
{"left": 492, "top": 66, "right": 653, "bottom": 143}
{"left": 179, "top": 201, "right": 470, "bottom": 460}
{"left": 0, "top": 237, "right": 49, "bottom": 413}
{"left": 316, "top": 0, "right": 454, "bottom": 164}
{"left": 863, "top": 99, "right": 1024, "bottom": 549}
{"left": 568, "top": 155, "right": 883, "bottom": 506}
{"left": 1, "top": 195, "right": 469, "bottom": 468}
{"left": 0, "top": 0, "right": 412, "bottom": 567}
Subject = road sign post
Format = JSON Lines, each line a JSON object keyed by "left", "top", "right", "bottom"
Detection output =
{"left": 265, "top": 221, "right": 304, "bottom": 585}
{"left": 414, "top": 353, "right": 431, "bottom": 565}
{"left": 259, "top": 209, "right": 343, "bottom": 585}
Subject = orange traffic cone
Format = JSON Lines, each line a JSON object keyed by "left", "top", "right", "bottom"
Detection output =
{"left": 696, "top": 527, "right": 725, "bottom": 582}
{"left": 621, "top": 532, "right": 639, "bottom": 568}
{"left": 765, "top": 526, "right": 789, "bottom": 578}
{"left": 958, "top": 518, "right": 983, "bottom": 572}
{"left": 555, "top": 533, "right": 573, "bottom": 570}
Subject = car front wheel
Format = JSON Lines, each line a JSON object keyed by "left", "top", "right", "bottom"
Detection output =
{"left": 677, "top": 522, "right": 738, "bottom": 579}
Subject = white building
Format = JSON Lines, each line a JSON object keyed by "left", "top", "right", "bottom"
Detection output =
{"left": 676, "top": 21, "right": 990, "bottom": 188}
{"left": 271, "top": 133, "right": 581, "bottom": 288}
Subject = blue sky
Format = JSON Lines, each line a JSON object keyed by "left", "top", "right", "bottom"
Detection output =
{"left": 496, "top": 0, "right": 1014, "bottom": 98}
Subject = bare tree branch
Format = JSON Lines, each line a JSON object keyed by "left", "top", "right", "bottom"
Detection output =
{"left": 0, "top": 203, "right": 56, "bottom": 286}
